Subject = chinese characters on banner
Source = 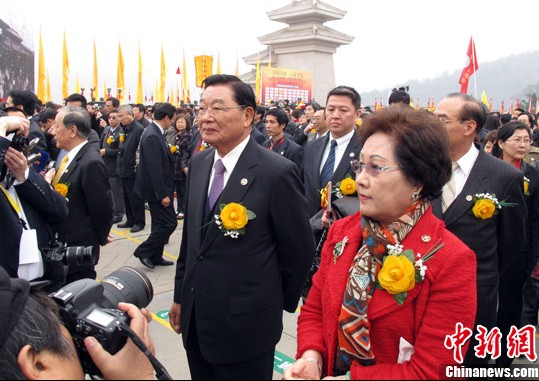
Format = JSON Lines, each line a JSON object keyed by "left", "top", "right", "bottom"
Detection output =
{"left": 445, "top": 323, "right": 537, "bottom": 363}
{"left": 261, "top": 67, "right": 313, "bottom": 106}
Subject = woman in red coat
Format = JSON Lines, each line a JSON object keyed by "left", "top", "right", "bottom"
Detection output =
{"left": 285, "top": 106, "right": 477, "bottom": 380}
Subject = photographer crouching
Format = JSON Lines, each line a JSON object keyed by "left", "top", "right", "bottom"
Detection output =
{"left": 0, "top": 266, "right": 161, "bottom": 380}
{"left": 0, "top": 114, "right": 68, "bottom": 282}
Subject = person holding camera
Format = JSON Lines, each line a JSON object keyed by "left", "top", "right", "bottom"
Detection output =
{"left": 50, "top": 106, "right": 113, "bottom": 283}
{"left": 0, "top": 266, "right": 157, "bottom": 380}
{"left": 0, "top": 114, "right": 68, "bottom": 281}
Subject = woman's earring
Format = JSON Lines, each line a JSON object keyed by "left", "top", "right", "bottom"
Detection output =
{"left": 412, "top": 191, "right": 420, "bottom": 201}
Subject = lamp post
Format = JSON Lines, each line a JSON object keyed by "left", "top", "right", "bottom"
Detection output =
{"left": 89, "top": 87, "right": 95, "bottom": 102}
{"left": 117, "top": 88, "right": 122, "bottom": 103}
{"left": 80, "top": 87, "right": 85, "bottom": 97}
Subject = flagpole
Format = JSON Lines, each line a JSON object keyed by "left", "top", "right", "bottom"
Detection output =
{"left": 471, "top": 37, "right": 478, "bottom": 99}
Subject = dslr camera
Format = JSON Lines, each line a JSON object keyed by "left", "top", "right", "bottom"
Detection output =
{"left": 42, "top": 239, "right": 95, "bottom": 288}
{"left": 50, "top": 267, "right": 154, "bottom": 376}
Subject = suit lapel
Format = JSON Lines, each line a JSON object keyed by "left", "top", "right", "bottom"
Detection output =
{"left": 309, "top": 135, "right": 328, "bottom": 185}
{"left": 332, "top": 132, "right": 360, "bottom": 183}
{"left": 60, "top": 144, "right": 90, "bottom": 184}
{"left": 192, "top": 150, "right": 214, "bottom": 249}
{"left": 442, "top": 150, "right": 489, "bottom": 226}
{"left": 200, "top": 139, "right": 258, "bottom": 252}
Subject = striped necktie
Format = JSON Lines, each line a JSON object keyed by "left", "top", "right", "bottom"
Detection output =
{"left": 441, "top": 162, "right": 460, "bottom": 213}
{"left": 320, "top": 140, "right": 338, "bottom": 188}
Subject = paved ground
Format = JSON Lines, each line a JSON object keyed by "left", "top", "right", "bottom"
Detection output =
{"left": 97, "top": 210, "right": 539, "bottom": 380}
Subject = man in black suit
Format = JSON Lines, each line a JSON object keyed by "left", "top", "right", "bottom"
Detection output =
{"left": 302, "top": 86, "right": 361, "bottom": 218}
{"left": 7, "top": 90, "right": 47, "bottom": 153}
{"left": 169, "top": 75, "right": 314, "bottom": 380}
{"left": 116, "top": 105, "right": 145, "bottom": 233}
{"left": 100, "top": 110, "right": 124, "bottom": 224}
{"left": 263, "top": 107, "right": 303, "bottom": 170}
{"left": 432, "top": 93, "right": 527, "bottom": 365}
{"left": 133, "top": 103, "right": 177, "bottom": 269}
{"left": 133, "top": 104, "right": 150, "bottom": 128}
{"left": 0, "top": 116, "right": 68, "bottom": 282}
{"left": 51, "top": 106, "right": 113, "bottom": 283}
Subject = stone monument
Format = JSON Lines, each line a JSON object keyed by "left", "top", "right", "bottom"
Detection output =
{"left": 241, "top": 0, "right": 353, "bottom": 104}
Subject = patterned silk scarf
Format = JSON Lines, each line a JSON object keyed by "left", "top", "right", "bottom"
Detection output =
{"left": 335, "top": 199, "right": 430, "bottom": 372}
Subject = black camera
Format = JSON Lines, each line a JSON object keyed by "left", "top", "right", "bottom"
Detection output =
{"left": 50, "top": 267, "right": 154, "bottom": 376}
{"left": 42, "top": 240, "right": 95, "bottom": 288}
{"left": 9, "top": 134, "right": 39, "bottom": 155}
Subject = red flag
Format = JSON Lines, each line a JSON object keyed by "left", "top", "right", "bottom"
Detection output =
{"left": 510, "top": 100, "right": 514, "bottom": 115}
{"left": 516, "top": 98, "right": 521, "bottom": 109}
{"left": 489, "top": 98, "right": 493, "bottom": 112}
{"left": 176, "top": 67, "right": 181, "bottom": 75}
{"left": 459, "top": 37, "right": 478, "bottom": 94}
{"left": 529, "top": 98, "right": 533, "bottom": 114}
{"left": 501, "top": 101, "right": 505, "bottom": 114}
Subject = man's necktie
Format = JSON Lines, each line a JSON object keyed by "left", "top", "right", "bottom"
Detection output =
{"left": 55, "top": 149, "right": 68, "bottom": 170}
{"left": 441, "top": 162, "right": 460, "bottom": 213}
{"left": 52, "top": 155, "right": 69, "bottom": 187}
{"left": 208, "top": 159, "right": 226, "bottom": 211}
{"left": 320, "top": 140, "right": 338, "bottom": 188}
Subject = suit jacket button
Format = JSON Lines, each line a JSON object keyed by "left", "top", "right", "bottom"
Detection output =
{"left": 197, "top": 255, "right": 205, "bottom": 261}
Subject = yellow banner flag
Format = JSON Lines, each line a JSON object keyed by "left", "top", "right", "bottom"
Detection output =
{"left": 75, "top": 75, "right": 81, "bottom": 94}
{"left": 160, "top": 46, "right": 167, "bottom": 103}
{"left": 235, "top": 54, "right": 239, "bottom": 77}
{"left": 92, "top": 39, "right": 99, "bottom": 101}
{"left": 481, "top": 90, "right": 489, "bottom": 107}
{"left": 136, "top": 43, "right": 143, "bottom": 104}
{"left": 194, "top": 55, "right": 213, "bottom": 87}
{"left": 45, "top": 70, "right": 51, "bottom": 103}
{"left": 117, "top": 43, "right": 125, "bottom": 103}
{"left": 255, "top": 53, "right": 261, "bottom": 104}
{"left": 37, "top": 29, "right": 46, "bottom": 102}
{"left": 216, "top": 52, "right": 222, "bottom": 75}
{"left": 182, "top": 48, "right": 188, "bottom": 103}
{"left": 104, "top": 81, "right": 108, "bottom": 102}
{"left": 62, "top": 31, "right": 69, "bottom": 100}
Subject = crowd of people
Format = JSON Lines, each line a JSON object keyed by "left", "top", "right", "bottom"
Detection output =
{"left": 0, "top": 76, "right": 538, "bottom": 379}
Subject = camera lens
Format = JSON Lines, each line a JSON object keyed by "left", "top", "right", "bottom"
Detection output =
{"left": 101, "top": 267, "right": 153, "bottom": 310}
{"left": 65, "top": 246, "right": 95, "bottom": 267}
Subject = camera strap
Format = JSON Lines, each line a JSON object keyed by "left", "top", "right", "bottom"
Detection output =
{"left": 0, "top": 183, "right": 28, "bottom": 229}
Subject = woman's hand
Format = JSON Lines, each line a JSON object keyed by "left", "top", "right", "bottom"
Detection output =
{"left": 283, "top": 358, "right": 321, "bottom": 380}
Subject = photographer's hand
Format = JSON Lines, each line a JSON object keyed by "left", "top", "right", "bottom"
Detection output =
{"left": 5, "top": 147, "right": 28, "bottom": 183}
{"left": 0, "top": 116, "right": 30, "bottom": 138}
{"left": 84, "top": 303, "right": 155, "bottom": 380}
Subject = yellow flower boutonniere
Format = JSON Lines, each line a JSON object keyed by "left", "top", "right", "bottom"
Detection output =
{"left": 54, "top": 182, "right": 70, "bottom": 200}
{"left": 169, "top": 145, "right": 179, "bottom": 154}
{"left": 377, "top": 242, "right": 443, "bottom": 305}
{"left": 200, "top": 141, "right": 210, "bottom": 151}
{"left": 106, "top": 136, "right": 114, "bottom": 145}
{"left": 524, "top": 177, "right": 530, "bottom": 196}
{"left": 469, "top": 193, "right": 516, "bottom": 220}
{"left": 334, "top": 176, "right": 357, "bottom": 198}
{"left": 214, "top": 203, "right": 257, "bottom": 239}
{"left": 119, "top": 133, "right": 125, "bottom": 143}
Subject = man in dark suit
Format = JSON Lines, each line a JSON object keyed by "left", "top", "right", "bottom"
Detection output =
{"left": 169, "top": 75, "right": 315, "bottom": 380}
{"left": 263, "top": 107, "right": 303, "bottom": 170}
{"left": 51, "top": 106, "right": 113, "bottom": 283}
{"left": 133, "top": 103, "right": 177, "bottom": 269}
{"left": 6, "top": 90, "right": 47, "bottom": 153}
{"left": 116, "top": 105, "right": 146, "bottom": 233}
{"left": 302, "top": 86, "right": 361, "bottom": 218}
{"left": 432, "top": 93, "right": 527, "bottom": 365}
{"left": 133, "top": 104, "right": 150, "bottom": 128}
{"left": 100, "top": 110, "right": 124, "bottom": 224}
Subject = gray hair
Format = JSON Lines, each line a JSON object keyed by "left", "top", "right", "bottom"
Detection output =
{"left": 59, "top": 105, "right": 91, "bottom": 138}
{"left": 118, "top": 104, "right": 134, "bottom": 116}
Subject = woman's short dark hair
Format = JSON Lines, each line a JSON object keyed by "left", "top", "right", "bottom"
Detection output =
{"left": 0, "top": 292, "right": 74, "bottom": 380}
{"left": 491, "top": 121, "right": 532, "bottom": 159}
{"left": 359, "top": 105, "right": 452, "bottom": 200}
{"left": 173, "top": 112, "right": 192, "bottom": 132}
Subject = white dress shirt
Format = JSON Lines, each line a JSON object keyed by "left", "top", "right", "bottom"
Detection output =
{"left": 208, "top": 135, "right": 251, "bottom": 196}
{"left": 454, "top": 143, "right": 480, "bottom": 197}
{"left": 319, "top": 129, "right": 355, "bottom": 174}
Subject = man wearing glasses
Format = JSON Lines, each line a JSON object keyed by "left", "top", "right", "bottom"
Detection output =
{"left": 169, "top": 74, "right": 314, "bottom": 380}
{"left": 433, "top": 93, "right": 526, "bottom": 366}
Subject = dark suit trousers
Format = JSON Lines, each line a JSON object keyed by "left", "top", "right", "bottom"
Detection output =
{"left": 121, "top": 177, "right": 145, "bottom": 227}
{"left": 186, "top": 312, "right": 274, "bottom": 380}
{"left": 175, "top": 179, "right": 187, "bottom": 214}
{"left": 134, "top": 200, "right": 176, "bottom": 262}
{"left": 110, "top": 176, "right": 125, "bottom": 218}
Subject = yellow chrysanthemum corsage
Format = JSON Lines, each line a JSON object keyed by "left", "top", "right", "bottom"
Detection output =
{"left": 524, "top": 177, "right": 530, "bottom": 196}
{"left": 469, "top": 193, "right": 516, "bottom": 220}
{"left": 54, "top": 182, "right": 70, "bottom": 200}
{"left": 214, "top": 203, "right": 256, "bottom": 239}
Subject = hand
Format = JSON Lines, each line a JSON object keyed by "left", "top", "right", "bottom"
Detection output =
{"left": 4, "top": 148, "right": 28, "bottom": 183}
{"left": 182, "top": 168, "right": 188, "bottom": 176}
{"left": 321, "top": 210, "right": 335, "bottom": 230}
{"left": 45, "top": 168, "right": 56, "bottom": 184}
{"left": 0, "top": 116, "right": 30, "bottom": 138}
{"left": 107, "top": 234, "right": 114, "bottom": 244}
{"left": 283, "top": 358, "right": 321, "bottom": 380}
{"left": 304, "top": 123, "right": 313, "bottom": 134}
{"left": 169, "top": 303, "right": 182, "bottom": 334}
{"left": 100, "top": 148, "right": 105, "bottom": 157}
{"left": 162, "top": 196, "right": 171, "bottom": 208}
{"left": 84, "top": 303, "right": 155, "bottom": 380}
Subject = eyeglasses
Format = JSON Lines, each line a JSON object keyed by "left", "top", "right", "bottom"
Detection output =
{"left": 351, "top": 160, "right": 401, "bottom": 177}
{"left": 506, "top": 137, "right": 531, "bottom": 145}
{"left": 198, "top": 105, "right": 247, "bottom": 117}
{"left": 438, "top": 117, "right": 461, "bottom": 125}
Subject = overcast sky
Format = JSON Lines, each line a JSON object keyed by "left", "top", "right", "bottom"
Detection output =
{"left": 2, "top": 0, "right": 539, "bottom": 104}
